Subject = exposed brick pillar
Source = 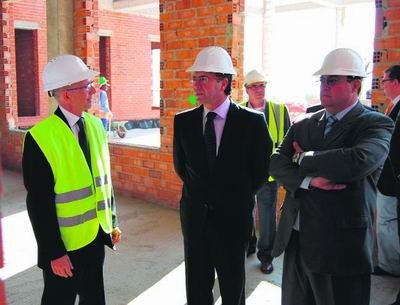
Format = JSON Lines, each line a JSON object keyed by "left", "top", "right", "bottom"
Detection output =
{"left": 74, "top": 0, "right": 99, "bottom": 71}
{"left": 0, "top": 2, "right": 13, "bottom": 141}
{"left": 0, "top": 4, "right": 7, "bottom": 276}
{"left": 372, "top": 0, "right": 400, "bottom": 112}
{"left": 0, "top": 6, "right": 7, "bottom": 305}
{"left": 159, "top": 0, "right": 245, "bottom": 155}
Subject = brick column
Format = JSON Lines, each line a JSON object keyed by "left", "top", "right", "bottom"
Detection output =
{"left": 74, "top": 0, "right": 99, "bottom": 71}
{"left": 0, "top": 2, "right": 13, "bottom": 142}
{"left": 372, "top": 0, "right": 400, "bottom": 112}
{"left": 0, "top": 4, "right": 9, "bottom": 304}
{"left": 159, "top": 0, "right": 245, "bottom": 155}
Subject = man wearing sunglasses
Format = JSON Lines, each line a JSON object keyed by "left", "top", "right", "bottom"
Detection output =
{"left": 242, "top": 69, "right": 291, "bottom": 275}
{"left": 270, "top": 48, "right": 393, "bottom": 305}
{"left": 375, "top": 65, "right": 400, "bottom": 281}
{"left": 173, "top": 46, "right": 272, "bottom": 305}
{"left": 22, "top": 55, "right": 121, "bottom": 305}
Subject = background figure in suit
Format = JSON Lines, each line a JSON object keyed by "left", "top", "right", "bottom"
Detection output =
{"left": 375, "top": 65, "right": 400, "bottom": 277}
{"left": 23, "top": 55, "right": 121, "bottom": 305}
{"left": 242, "top": 69, "right": 291, "bottom": 274}
{"left": 173, "top": 46, "right": 272, "bottom": 305}
{"left": 270, "top": 48, "right": 393, "bottom": 305}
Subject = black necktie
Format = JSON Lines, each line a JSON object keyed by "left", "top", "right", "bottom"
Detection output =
{"left": 76, "top": 117, "right": 91, "bottom": 169}
{"left": 204, "top": 112, "right": 217, "bottom": 172}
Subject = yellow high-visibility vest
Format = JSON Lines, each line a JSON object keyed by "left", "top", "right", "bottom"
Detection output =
{"left": 28, "top": 113, "right": 113, "bottom": 251}
{"left": 267, "top": 102, "right": 285, "bottom": 182}
{"left": 241, "top": 100, "right": 286, "bottom": 182}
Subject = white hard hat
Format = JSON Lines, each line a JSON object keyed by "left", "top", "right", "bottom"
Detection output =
{"left": 244, "top": 69, "right": 267, "bottom": 86}
{"left": 43, "top": 55, "right": 99, "bottom": 91}
{"left": 186, "top": 46, "right": 236, "bottom": 75}
{"left": 313, "top": 48, "right": 367, "bottom": 77}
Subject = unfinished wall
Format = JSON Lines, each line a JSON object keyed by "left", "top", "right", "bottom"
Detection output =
{"left": 371, "top": 0, "right": 400, "bottom": 110}
{"left": 98, "top": 10, "right": 159, "bottom": 121}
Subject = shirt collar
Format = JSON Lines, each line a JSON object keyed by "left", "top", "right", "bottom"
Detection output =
{"left": 247, "top": 99, "right": 265, "bottom": 112}
{"left": 392, "top": 95, "right": 400, "bottom": 107}
{"left": 59, "top": 106, "right": 81, "bottom": 128}
{"left": 203, "top": 96, "right": 231, "bottom": 120}
{"left": 326, "top": 101, "right": 358, "bottom": 121}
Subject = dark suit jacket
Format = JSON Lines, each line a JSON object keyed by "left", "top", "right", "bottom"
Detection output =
{"left": 173, "top": 101, "right": 272, "bottom": 245}
{"left": 23, "top": 107, "right": 117, "bottom": 269}
{"left": 377, "top": 102, "right": 400, "bottom": 196}
{"left": 270, "top": 102, "right": 393, "bottom": 276}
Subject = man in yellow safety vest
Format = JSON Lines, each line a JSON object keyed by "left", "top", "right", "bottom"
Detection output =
{"left": 22, "top": 55, "right": 121, "bottom": 305}
{"left": 243, "top": 69, "right": 291, "bottom": 274}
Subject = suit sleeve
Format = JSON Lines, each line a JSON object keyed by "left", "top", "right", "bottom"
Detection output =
{"left": 299, "top": 115, "right": 394, "bottom": 182}
{"left": 22, "top": 132, "right": 67, "bottom": 265}
{"left": 173, "top": 115, "right": 186, "bottom": 182}
{"left": 252, "top": 112, "right": 273, "bottom": 192}
{"left": 270, "top": 125, "right": 306, "bottom": 196}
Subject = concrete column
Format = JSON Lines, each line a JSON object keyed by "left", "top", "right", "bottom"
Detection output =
{"left": 46, "top": 0, "right": 74, "bottom": 113}
{"left": 334, "top": 6, "right": 345, "bottom": 47}
{"left": 46, "top": 0, "right": 74, "bottom": 59}
{"left": 262, "top": 0, "right": 274, "bottom": 81}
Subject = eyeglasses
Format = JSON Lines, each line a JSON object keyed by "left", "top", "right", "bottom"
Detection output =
{"left": 191, "top": 76, "right": 222, "bottom": 85}
{"left": 66, "top": 81, "right": 94, "bottom": 92}
{"left": 381, "top": 78, "right": 394, "bottom": 85}
{"left": 319, "top": 76, "right": 356, "bottom": 87}
{"left": 246, "top": 83, "right": 266, "bottom": 90}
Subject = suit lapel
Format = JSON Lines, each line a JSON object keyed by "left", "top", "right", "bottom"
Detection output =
{"left": 389, "top": 102, "right": 400, "bottom": 122}
{"left": 306, "top": 111, "right": 325, "bottom": 150}
{"left": 322, "top": 102, "right": 364, "bottom": 147}
{"left": 215, "top": 101, "right": 237, "bottom": 169}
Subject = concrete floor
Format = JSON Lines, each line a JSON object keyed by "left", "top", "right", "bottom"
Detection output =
{"left": 0, "top": 170, "right": 399, "bottom": 305}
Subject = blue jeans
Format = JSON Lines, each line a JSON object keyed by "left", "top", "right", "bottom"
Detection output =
{"left": 100, "top": 118, "right": 108, "bottom": 131}
{"left": 376, "top": 191, "right": 400, "bottom": 275}
{"left": 255, "top": 181, "right": 278, "bottom": 263}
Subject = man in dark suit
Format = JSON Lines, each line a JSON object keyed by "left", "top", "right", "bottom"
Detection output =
{"left": 23, "top": 55, "right": 121, "bottom": 305}
{"left": 242, "top": 69, "right": 291, "bottom": 274}
{"left": 375, "top": 65, "right": 400, "bottom": 277}
{"left": 270, "top": 48, "right": 394, "bottom": 305}
{"left": 173, "top": 46, "right": 272, "bottom": 305}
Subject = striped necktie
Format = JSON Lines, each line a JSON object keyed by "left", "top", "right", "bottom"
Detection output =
{"left": 324, "top": 115, "right": 338, "bottom": 137}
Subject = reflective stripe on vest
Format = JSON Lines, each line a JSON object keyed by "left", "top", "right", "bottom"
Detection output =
{"left": 267, "top": 102, "right": 285, "bottom": 182}
{"left": 28, "top": 113, "right": 113, "bottom": 251}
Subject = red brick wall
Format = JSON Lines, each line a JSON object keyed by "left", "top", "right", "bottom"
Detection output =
{"left": 371, "top": 1, "right": 400, "bottom": 110}
{"left": 15, "top": 29, "right": 38, "bottom": 117}
{"left": 9, "top": 0, "right": 48, "bottom": 128}
{"left": 1, "top": 0, "right": 47, "bottom": 170}
{"left": 98, "top": 10, "right": 159, "bottom": 121}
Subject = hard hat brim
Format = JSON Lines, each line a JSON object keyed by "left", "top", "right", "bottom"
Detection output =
{"left": 44, "top": 69, "right": 99, "bottom": 92}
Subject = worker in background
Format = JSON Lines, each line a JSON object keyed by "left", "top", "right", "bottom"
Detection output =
{"left": 173, "top": 46, "right": 272, "bottom": 305}
{"left": 22, "top": 55, "right": 121, "bottom": 305}
{"left": 375, "top": 65, "right": 400, "bottom": 279}
{"left": 99, "top": 75, "right": 112, "bottom": 131}
{"left": 242, "top": 69, "right": 291, "bottom": 275}
{"left": 270, "top": 48, "right": 393, "bottom": 305}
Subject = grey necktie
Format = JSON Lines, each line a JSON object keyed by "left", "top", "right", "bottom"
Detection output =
{"left": 324, "top": 115, "right": 338, "bottom": 137}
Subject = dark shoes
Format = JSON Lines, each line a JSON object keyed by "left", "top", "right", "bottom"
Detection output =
{"left": 247, "top": 246, "right": 256, "bottom": 257}
{"left": 260, "top": 261, "right": 274, "bottom": 274}
{"left": 372, "top": 266, "right": 400, "bottom": 278}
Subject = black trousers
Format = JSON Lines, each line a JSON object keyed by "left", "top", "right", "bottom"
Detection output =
{"left": 282, "top": 230, "right": 371, "bottom": 305}
{"left": 41, "top": 230, "right": 106, "bottom": 305}
{"left": 184, "top": 224, "right": 247, "bottom": 305}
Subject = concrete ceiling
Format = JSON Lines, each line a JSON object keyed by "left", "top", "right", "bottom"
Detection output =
{"left": 111, "top": 0, "right": 372, "bottom": 18}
